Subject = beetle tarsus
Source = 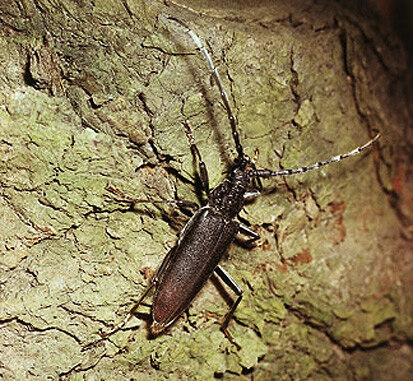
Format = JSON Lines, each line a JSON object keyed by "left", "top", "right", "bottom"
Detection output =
{"left": 221, "top": 325, "right": 242, "bottom": 351}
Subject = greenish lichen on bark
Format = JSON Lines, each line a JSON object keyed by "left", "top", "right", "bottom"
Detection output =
{"left": 0, "top": 0, "right": 412, "bottom": 380}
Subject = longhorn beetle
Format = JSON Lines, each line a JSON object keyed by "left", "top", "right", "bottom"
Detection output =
{"left": 85, "top": 18, "right": 379, "bottom": 349}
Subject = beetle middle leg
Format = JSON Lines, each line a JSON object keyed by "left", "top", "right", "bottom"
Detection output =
{"left": 214, "top": 265, "right": 243, "bottom": 350}
{"left": 238, "top": 224, "right": 260, "bottom": 246}
{"left": 105, "top": 184, "right": 199, "bottom": 217}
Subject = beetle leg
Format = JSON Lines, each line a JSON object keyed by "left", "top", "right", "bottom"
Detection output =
{"left": 83, "top": 246, "right": 179, "bottom": 350}
{"left": 243, "top": 190, "right": 260, "bottom": 201}
{"left": 132, "top": 198, "right": 199, "bottom": 210}
{"left": 106, "top": 184, "right": 199, "bottom": 210}
{"left": 238, "top": 224, "right": 260, "bottom": 244}
{"left": 214, "top": 265, "right": 243, "bottom": 350}
{"left": 168, "top": 17, "right": 245, "bottom": 160}
{"left": 183, "top": 121, "right": 210, "bottom": 194}
{"left": 82, "top": 282, "right": 155, "bottom": 350}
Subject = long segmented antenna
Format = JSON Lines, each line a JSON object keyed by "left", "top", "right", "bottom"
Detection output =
{"left": 168, "top": 17, "right": 244, "bottom": 160}
{"left": 253, "top": 133, "right": 380, "bottom": 178}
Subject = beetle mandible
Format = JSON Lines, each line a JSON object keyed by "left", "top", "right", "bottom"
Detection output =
{"left": 85, "top": 17, "right": 379, "bottom": 349}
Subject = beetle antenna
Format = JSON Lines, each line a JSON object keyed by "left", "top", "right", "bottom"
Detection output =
{"left": 168, "top": 17, "right": 244, "bottom": 160}
{"left": 252, "top": 133, "right": 380, "bottom": 178}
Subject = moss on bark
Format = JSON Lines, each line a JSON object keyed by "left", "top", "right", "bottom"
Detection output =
{"left": 0, "top": 0, "right": 412, "bottom": 380}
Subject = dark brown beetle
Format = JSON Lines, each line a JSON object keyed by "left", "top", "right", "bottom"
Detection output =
{"left": 85, "top": 18, "right": 379, "bottom": 349}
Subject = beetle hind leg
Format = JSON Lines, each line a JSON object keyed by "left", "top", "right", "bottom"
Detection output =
{"left": 214, "top": 265, "right": 243, "bottom": 350}
{"left": 82, "top": 245, "right": 180, "bottom": 350}
{"left": 82, "top": 283, "right": 155, "bottom": 350}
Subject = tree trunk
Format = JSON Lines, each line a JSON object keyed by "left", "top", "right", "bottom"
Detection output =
{"left": 0, "top": 0, "right": 412, "bottom": 379}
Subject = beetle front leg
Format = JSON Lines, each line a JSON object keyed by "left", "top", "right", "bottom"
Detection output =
{"left": 183, "top": 121, "right": 210, "bottom": 194}
{"left": 214, "top": 265, "right": 243, "bottom": 350}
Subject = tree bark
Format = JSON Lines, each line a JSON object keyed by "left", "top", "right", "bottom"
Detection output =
{"left": 0, "top": 0, "right": 412, "bottom": 380}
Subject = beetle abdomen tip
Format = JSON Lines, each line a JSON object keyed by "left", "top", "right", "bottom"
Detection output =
{"left": 151, "top": 321, "right": 166, "bottom": 335}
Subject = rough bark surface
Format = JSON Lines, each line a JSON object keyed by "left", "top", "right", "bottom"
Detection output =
{"left": 0, "top": 0, "right": 412, "bottom": 380}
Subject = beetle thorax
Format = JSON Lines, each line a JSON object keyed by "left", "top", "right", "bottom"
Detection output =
{"left": 208, "top": 168, "right": 248, "bottom": 219}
